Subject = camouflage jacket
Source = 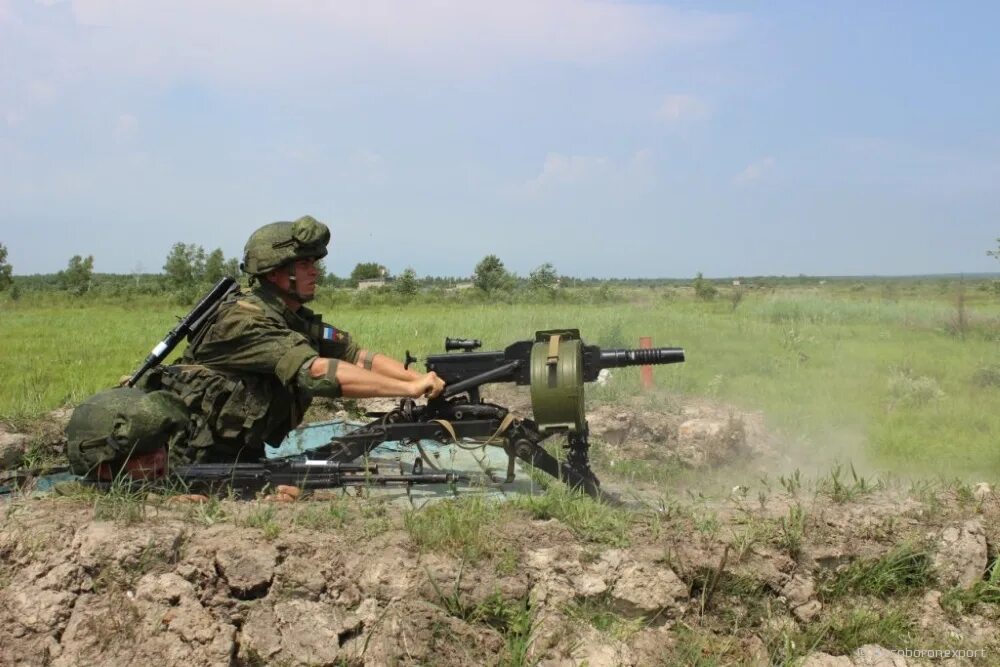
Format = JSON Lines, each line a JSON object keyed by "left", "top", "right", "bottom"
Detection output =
{"left": 147, "top": 284, "right": 360, "bottom": 463}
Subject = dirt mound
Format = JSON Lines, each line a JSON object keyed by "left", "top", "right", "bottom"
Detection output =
{"left": 0, "top": 407, "right": 73, "bottom": 469}
{"left": 3, "top": 395, "right": 999, "bottom": 665}
{"left": 2, "top": 468, "right": 998, "bottom": 665}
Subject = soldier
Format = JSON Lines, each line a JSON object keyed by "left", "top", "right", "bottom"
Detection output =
{"left": 143, "top": 214, "right": 444, "bottom": 464}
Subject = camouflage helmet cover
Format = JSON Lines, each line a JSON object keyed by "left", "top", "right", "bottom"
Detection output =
{"left": 242, "top": 215, "right": 330, "bottom": 275}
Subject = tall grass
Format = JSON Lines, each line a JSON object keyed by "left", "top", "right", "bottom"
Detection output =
{"left": 1, "top": 285, "right": 999, "bottom": 479}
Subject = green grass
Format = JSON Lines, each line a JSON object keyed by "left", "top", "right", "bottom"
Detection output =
{"left": 294, "top": 497, "right": 351, "bottom": 531}
{"left": 563, "top": 594, "right": 646, "bottom": 641}
{"left": 424, "top": 563, "right": 538, "bottom": 667}
{"left": 243, "top": 503, "right": 282, "bottom": 540}
{"left": 819, "top": 543, "right": 934, "bottom": 600}
{"left": 404, "top": 493, "right": 502, "bottom": 561}
{"left": 777, "top": 503, "right": 806, "bottom": 560}
{"left": 941, "top": 557, "right": 1000, "bottom": 613}
{"left": 2, "top": 284, "right": 1000, "bottom": 479}
{"left": 509, "top": 482, "right": 632, "bottom": 546}
{"left": 767, "top": 606, "right": 916, "bottom": 664}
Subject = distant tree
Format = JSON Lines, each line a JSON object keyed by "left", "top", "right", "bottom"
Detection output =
{"left": 203, "top": 248, "right": 226, "bottom": 284}
{"left": 61, "top": 254, "right": 94, "bottom": 295}
{"left": 527, "top": 262, "right": 559, "bottom": 295}
{"left": 473, "top": 255, "right": 512, "bottom": 294}
{"left": 0, "top": 243, "right": 12, "bottom": 291}
{"left": 693, "top": 272, "right": 717, "bottom": 301}
{"left": 163, "top": 242, "right": 207, "bottom": 290}
{"left": 395, "top": 267, "right": 419, "bottom": 297}
{"left": 350, "top": 262, "right": 388, "bottom": 286}
{"left": 223, "top": 257, "right": 241, "bottom": 279}
{"left": 989, "top": 238, "right": 1000, "bottom": 262}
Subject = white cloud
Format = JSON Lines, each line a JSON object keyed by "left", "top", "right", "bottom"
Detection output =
{"left": 3, "top": 1, "right": 744, "bottom": 91}
{"left": 111, "top": 113, "right": 137, "bottom": 144}
{"left": 657, "top": 94, "right": 710, "bottom": 123}
{"left": 0, "top": 0, "right": 16, "bottom": 22}
{"left": 355, "top": 149, "right": 383, "bottom": 168}
{"left": 735, "top": 156, "right": 775, "bottom": 185}
{"left": 527, "top": 153, "right": 611, "bottom": 190}
{"left": 525, "top": 149, "right": 655, "bottom": 192}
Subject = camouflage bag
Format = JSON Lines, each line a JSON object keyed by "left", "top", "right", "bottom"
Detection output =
{"left": 66, "top": 387, "right": 190, "bottom": 476}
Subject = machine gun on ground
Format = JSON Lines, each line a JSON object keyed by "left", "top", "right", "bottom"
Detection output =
{"left": 158, "top": 460, "right": 460, "bottom": 499}
{"left": 317, "top": 329, "right": 684, "bottom": 497}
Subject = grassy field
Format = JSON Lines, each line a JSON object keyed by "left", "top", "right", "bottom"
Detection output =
{"left": 1, "top": 281, "right": 999, "bottom": 479}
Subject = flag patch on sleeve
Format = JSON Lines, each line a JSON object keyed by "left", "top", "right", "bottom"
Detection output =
{"left": 323, "top": 325, "right": 346, "bottom": 342}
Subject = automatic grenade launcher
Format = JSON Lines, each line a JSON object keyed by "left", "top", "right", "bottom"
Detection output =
{"left": 323, "top": 329, "right": 685, "bottom": 496}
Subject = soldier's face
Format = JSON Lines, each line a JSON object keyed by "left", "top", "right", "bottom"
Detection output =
{"left": 267, "top": 258, "right": 319, "bottom": 300}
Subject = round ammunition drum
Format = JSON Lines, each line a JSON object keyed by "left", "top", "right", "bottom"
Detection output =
{"left": 529, "top": 333, "right": 585, "bottom": 433}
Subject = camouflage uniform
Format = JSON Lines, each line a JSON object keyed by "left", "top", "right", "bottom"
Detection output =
{"left": 143, "top": 282, "right": 359, "bottom": 463}
{"left": 142, "top": 215, "right": 358, "bottom": 464}
{"left": 67, "top": 215, "right": 357, "bottom": 472}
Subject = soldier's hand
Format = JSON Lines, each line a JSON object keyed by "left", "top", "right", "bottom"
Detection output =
{"left": 408, "top": 372, "right": 445, "bottom": 399}
{"left": 264, "top": 485, "right": 301, "bottom": 503}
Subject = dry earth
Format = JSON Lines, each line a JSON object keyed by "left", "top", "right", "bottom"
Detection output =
{"left": 1, "top": 397, "right": 999, "bottom": 666}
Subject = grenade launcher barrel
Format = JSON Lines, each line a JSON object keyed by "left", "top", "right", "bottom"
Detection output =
{"left": 425, "top": 334, "right": 685, "bottom": 392}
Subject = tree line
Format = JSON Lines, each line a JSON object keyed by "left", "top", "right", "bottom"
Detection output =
{"left": 3, "top": 239, "right": 998, "bottom": 301}
{"left": 0, "top": 242, "right": 570, "bottom": 300}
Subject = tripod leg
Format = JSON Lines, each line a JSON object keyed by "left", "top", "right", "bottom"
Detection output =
{"left": 566, "top": 422, "right": 599, "bottom": 491}
{"left": 510, "top": 429, "right": 600, "bottom": 498}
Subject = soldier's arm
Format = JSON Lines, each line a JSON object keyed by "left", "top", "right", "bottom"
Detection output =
{"left": 362, "top": 351, "right": 446, "bottom": 397}
{"left": 300, "top": 356, "right": 444, "bottom": 399}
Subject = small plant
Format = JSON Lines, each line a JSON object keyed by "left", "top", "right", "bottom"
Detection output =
{"left": 476, "top": 593, "right": 538, "bottom": 667}
{"left": 510, "top": 483, "right": 631, "bottom": 546}
{"left": 693, "top": 510, "right": 721, "bottom": 537}
{"left": 820, "top": 543, "right": 933, "bottom": 600}
{"left": 946, "top": 281, "right": 969, "bottom": 339}
{"left": 693, "top": 272, "right": 718, "bottom": 301}
{"left": 778, "top": 503, "right": 806, "bottom": 559}
{"left": 564, "top": 594, "right": 645, "bottom": 641}
{"left": 294, "top": 498, "right": 350, "bottom": 531}
{"left": 821, "top": 462, "right": 876, "bottom": 503}
{"left": 92, "top": 476, "right": 148, "bottom": 525}
{"left": 697, "top": 545, "right": 731, "bottom": 615}
{"left": 779, "top": 469, "right": 802, "bottom": 496}
{"left": 494, "top": 547, "right": 520, "bottom": 576}
{"left": 972, "top": 364, "right": 1000, "bottom": 388}
{"left": 244, "top": 504, "right": 281, "bottom": 540}
{"left": 360, "top": 499, "right": 392, "bottom": 538}
{"left": 426, "top": 559, "right": 477, "bottom": 621}
{"left": 185, "top": 493, "right": 227, "bottom": 526}
{"left": 789, "top": 607, "right": 914, "bottom": 660}
{"left": 729, "top": 284, "right": 745, "bottom": 311}
{"left": 426, "top": 565, "right": 538, "bottom": 666}
{"left": 405, "top": 494, "right": 501, "bottom": 561}
{"left": 664, "top": 623, "right": 741, "bottom": 666}
{"left": 730, "top": 518, "right": 773, "bottom": 563}
{"left": 941, "top": 557, "right": 1000, "bottom": 614}
{"left": 887, "top": 368, "right": 944, "bottom": 409}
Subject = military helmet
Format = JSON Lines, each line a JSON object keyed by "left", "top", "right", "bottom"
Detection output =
{"left": 241, "top": 215, "right": 330, "bottom": 275}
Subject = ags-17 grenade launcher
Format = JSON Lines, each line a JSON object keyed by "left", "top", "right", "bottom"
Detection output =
{"left": 319, "top": 329, "right": 684, "bottom": 497}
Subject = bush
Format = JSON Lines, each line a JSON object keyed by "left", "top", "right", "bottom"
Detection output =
{"left": 693, "top": 272, "right": 717, "bottom": 301}
{"left": 887, "top": 369, "right": 944, "bottom": 408}
{"left": 972, "top": 364, "right": 1000, "bottom": 388}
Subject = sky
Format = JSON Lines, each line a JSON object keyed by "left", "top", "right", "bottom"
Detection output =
{"left": 1, "top": 0, "right": 999, "bottom": 279}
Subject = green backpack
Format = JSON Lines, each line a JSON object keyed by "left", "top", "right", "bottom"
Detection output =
{"left": 66, "top": 387, "right": 190, "bottom": 476}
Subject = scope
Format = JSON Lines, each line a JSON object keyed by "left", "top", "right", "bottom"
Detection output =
{"left": 445, "top": 337, "right": 482, "bottom": 352}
